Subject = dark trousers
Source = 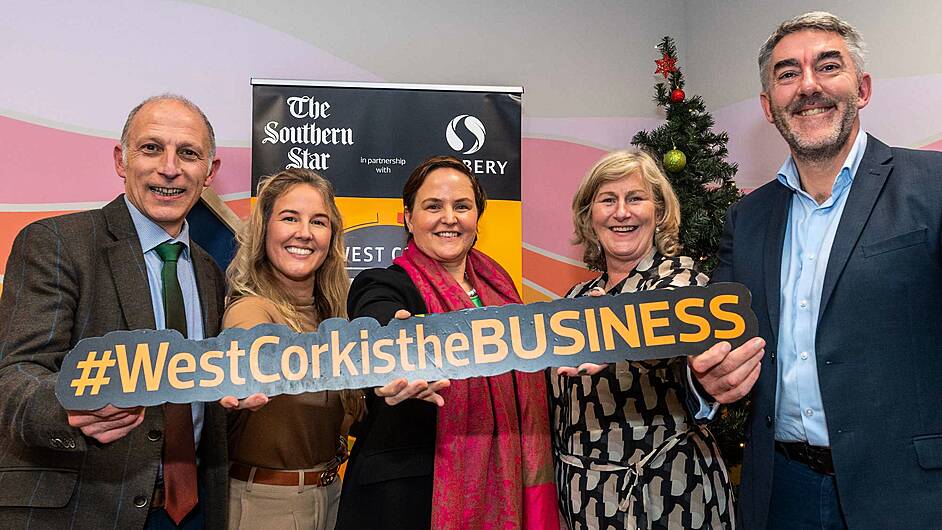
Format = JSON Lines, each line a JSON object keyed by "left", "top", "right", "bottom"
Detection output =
{"left": 767, "top": 449, "right": 848, "bottom": 530}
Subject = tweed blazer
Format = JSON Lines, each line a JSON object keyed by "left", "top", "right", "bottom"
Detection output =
{"left": 713, "top": 136, "right": 942, "bottom": 529}
{"left": 0, "top": 196, "right": 228, "bottom": 529}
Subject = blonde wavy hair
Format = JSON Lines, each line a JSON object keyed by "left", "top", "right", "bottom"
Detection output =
{"left": 571, "top": 150, "right": 681, "bottom": 271}
{"left": 227, "top": 168, "right": 363, "bottom": 419}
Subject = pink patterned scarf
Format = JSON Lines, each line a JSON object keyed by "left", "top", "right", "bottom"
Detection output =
{"left": 394, "top": 243, "right": 559, "bottom": 530}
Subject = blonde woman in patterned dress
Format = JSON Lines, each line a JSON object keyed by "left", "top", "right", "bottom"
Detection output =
{"left": 552, "top": 150, "right": 734, "bottom": 529}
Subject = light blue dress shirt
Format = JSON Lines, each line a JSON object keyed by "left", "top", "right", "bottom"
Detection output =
{"left": 124, "top": 196, "right": 205, "bottom": 447}
{"left": 774, "top": 130, "right": 867, "bottom": 446}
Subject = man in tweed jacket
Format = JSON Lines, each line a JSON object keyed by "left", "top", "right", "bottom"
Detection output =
{"left": 0, "top": 95, "right": 228, "bottom": 529}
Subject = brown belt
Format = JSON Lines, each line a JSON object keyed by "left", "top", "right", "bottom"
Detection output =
{"left": 775, "top": 441, "right": 835, "bottom": 475}
{"left": 229, "top": 462, "right": 338, "bottom": 487}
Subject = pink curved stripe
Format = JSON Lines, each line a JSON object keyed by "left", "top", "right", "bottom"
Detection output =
{"left": 522, "top": 138, "right": 607, "bottom": 261}
{"left": 0, "top": 116, "right": 250, "bottom": 202}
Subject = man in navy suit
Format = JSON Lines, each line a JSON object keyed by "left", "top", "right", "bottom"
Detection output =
{"left": 690, "top": 11, "right": 942, "bottom": 529}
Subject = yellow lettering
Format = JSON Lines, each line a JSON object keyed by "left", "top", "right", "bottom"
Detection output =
{"left": 444, "top": 333, "right": 469, "bottom": 367}
{"left": 584, "top": 309, "right": 601, "bottom": 352}
{"left": 711, "top": 294, "right": 745, "bottom": 340}
{"left": 331, "top": 330, "right": 358, "bottom": 376}
{"left": 281, "top": 345, "right": 308, "bottom": 381}
{"left": 198, "top": 350, "right": 224, "bottom": 387}
{"left": 116, "top": 342, "right": 169, "bottom": 392}
{"left": 415, "top": 324, "right": 442, "bottom": 369}
{"left": 472, "top": 319, "right": 508, "bottom": 364}
{"left": 550, "top": 310, "right": 585, "bottom": 355}
{"left": 359, "top": 329, "right": 371, "bottom": 375}
{"left": 226, "top": 340, "right": 246, "bottom": 385}
{"left": 508, "top": 315, "right": 547, "bottom": 360}
{"left": 639, "top": 301, "right": 676, "bottom": 346}
{"left": 600, "top": 306, "right": 641, "bottom": 349}
{"left": 249, "top": 335, "right": 281, "bottom": 383}
{"left": 309, "top": 343, "right": 327, "bottom": 378}
{"left": 675, "top": 298, "right": 710, "bottom": 342}
{"left": 167, "top": 352, "right": 195, "bottom": 389}
{"left": 396, "top": 329, "right": 415, "bottom": 371}
{"left": 371, "top": 338, "right": 396, "bottom": 374}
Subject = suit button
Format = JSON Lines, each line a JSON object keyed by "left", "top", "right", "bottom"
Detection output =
{"left": 765, "top": 415, "right": 774, "bottom": 427}
{"left": 133, "top": 495, "right": 148, "bottom": 508}
{"left": 147, "top": 429, "right": 162, "bottom": 441}
{"left": 770, "top": 351, "right": 776, "bottom": 360}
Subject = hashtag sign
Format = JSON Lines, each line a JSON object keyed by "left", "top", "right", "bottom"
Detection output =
{"left": 70, "top": 350, "right": 116, "bottom": 396}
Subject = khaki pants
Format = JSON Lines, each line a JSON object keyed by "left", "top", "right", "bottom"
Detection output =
{"left": 228, "top": 466, "right": 340, "bottom": 530}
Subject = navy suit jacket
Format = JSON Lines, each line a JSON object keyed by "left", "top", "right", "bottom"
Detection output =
{"left": 0, "top": 197, "right": 228, "bottom": 529}
{"left": 713, "top": 136, "right": 942, "bottom": 529}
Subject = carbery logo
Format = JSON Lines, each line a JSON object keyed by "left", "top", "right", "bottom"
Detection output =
{"left": 445, "top": 114, "right": 486, "bottom": 155}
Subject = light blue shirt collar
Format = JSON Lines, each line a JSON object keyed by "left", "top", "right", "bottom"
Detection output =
{"left": 123, "top": 195, "right": 191, "bottom": 256}
{"left": 776, "top": 130, "right": 868, "bottom": 202}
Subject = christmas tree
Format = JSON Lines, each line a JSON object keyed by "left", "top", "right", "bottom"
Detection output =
{"left": 631, "top": 36, "right": 748, "bottom": 467}
{"left": 632, "top": 36, "right": 740, "bottom": 273}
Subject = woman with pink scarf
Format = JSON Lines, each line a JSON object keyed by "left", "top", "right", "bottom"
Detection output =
{"left": 335, "top": 156, "right": 558, "bottom": 530}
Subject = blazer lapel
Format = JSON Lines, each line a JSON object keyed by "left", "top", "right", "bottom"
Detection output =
{"left": 191, "top": 247, "right": 221, "bottom": 337}
{"left": 818, "top": 136, "right": 892, "bottom": 321}
{"left": 763, "top": 183, "right": 791, "bottom": 346}
{"left": 102, "top": 197, "right": 156, "bottom": 331}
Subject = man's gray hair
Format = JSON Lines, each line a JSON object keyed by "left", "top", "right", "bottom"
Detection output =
{"left": 758, "top": 11, "right": 867, "bottom": 92}
{"left": 120, "top": 94, "right": 216, "bottom": 164}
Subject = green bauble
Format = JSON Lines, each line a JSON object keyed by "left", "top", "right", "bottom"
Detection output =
{"left": 663, "top": 149, "right": 687, "bottom": 173}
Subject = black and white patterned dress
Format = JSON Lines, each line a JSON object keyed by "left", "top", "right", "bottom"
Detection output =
{"left": 550, "top": 249, "right": 735, "bottom": 530}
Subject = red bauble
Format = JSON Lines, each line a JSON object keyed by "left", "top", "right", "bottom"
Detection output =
{"left": 670, "top": 88, "right": 685, "bottom": 103}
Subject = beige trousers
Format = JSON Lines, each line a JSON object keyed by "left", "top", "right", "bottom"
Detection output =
{"left": 228, "top": 466, "right": 340, "bottom": 530}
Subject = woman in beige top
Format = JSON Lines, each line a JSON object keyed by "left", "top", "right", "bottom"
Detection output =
{"left": 221, "top": 168, "right": 362, "bottom": 530}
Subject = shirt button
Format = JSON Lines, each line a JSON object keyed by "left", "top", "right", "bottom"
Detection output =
{"left": 807, "top": 253, "right": 815, "bottom": 261}
{"left": 804, "top": 408, "right": 814, "bottom": 417}
{"left": 799, "top": 300, "right": 809, "bottom": 309}
{"left": 800, "top": 351, "right": 809, "bottom": 360}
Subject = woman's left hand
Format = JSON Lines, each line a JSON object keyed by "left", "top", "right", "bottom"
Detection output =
{"left": 556, "top": 363, "right": 609, "bottom": 377}
{"left": 375, "top": 378, "right": 451, "bottom": 407}
{"left": 557, "top": 285, "right": 609, "bottom": 376}
{"left": 219, "top": 392, "right": 269, "bottom": 411}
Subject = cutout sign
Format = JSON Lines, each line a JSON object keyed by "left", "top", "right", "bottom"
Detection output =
{"left": 57, "top": 283, "right": 756, "bottom": 410}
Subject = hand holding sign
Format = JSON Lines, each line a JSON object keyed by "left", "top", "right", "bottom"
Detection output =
{"left": 219, "top": 392, "right": 270, "bottom": 411}
{"left": 56, "top": 283, "right": 758, "bottom": 410}
{"left": 557, "top": 285, "right": 609, "bottom": 377}
{"left": 67, "top": 405, "right": 145, "bottom": 444}
{"left": 374, "top": 310, "right": 452, "bottom": 407}
{"left": 688, "top": 337, "right": 765, "bottom": 403}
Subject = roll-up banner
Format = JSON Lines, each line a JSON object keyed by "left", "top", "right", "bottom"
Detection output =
{"left": 251, "top": 80, "right": 523, "bottom": 286}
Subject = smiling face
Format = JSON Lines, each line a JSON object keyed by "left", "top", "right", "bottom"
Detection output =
{"left": 114, "top": 99, "right": 220, "bottom": 236}
{"left": 265, "top": 183, "right": 332, "bottom": 297}
{"left": 404, "top": 167, "right": 479, "bottom": 270}
{"left": 760, "top": 29, "right": 871, "bottom": 162}
{"left": 591, "top": 172, "right": 657, "bottom": 274}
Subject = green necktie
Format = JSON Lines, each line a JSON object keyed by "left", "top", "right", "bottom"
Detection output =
{"left": 154, "top": 242, "right": 198, "bottom": 524}
{"left": 155, "top": 242, "right": 188, "bottom": 337}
